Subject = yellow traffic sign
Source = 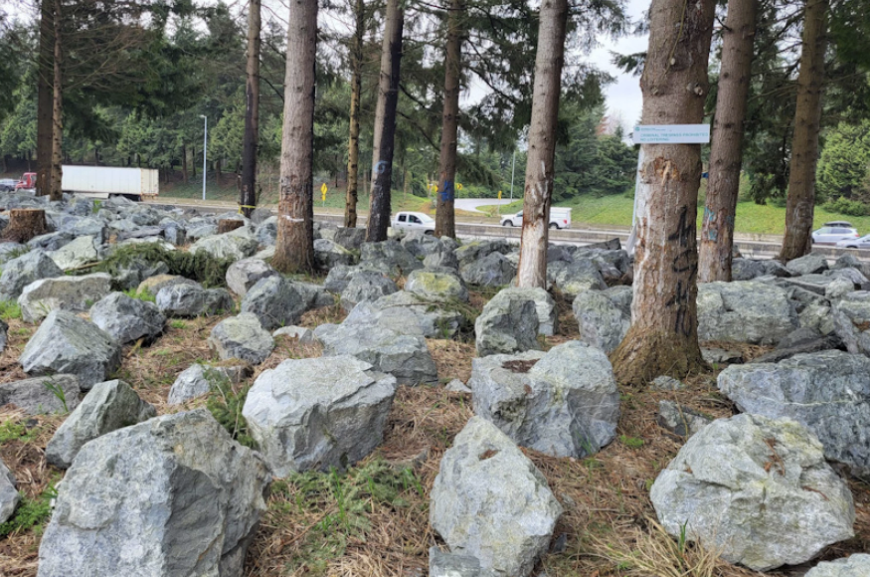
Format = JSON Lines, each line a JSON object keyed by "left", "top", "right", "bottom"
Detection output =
{"left": 456, "top": 183, "right": 463, "bottom": 191}
{"left": 320, "top": 183, "right": 327, "bottom": 194}
{"left": 498, "top": 190, "right": 502, "bottom": 199}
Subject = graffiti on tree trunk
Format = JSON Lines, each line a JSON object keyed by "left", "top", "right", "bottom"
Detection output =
{"left": 666, "top": 205, "right": 698, "bottom": 336}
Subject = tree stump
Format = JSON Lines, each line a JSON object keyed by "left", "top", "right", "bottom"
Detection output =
{"left": 217, "top": 219, "right": 244, "bottom": 234}
{"left": 1, "top": 209, "right": 48, "bottom": 243}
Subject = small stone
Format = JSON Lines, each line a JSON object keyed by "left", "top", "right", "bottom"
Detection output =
{"left": 700, "top": 347, "right": 744, "bottom": 365}
{"left": 0, "top": 374, "right": 81, "bottom": 415}
{"left": 445, "top": 379, "right": 472, "bottom": 393}
{"left": 650, "top": 375, "right": 684, "bottom": 391}
{"left": 272, "top": 325, "right": 314, "bottom": 343}
{"left": 0, "top": 458, "right": 19, "bottom": 525}
{"left": 805, "top": 554, "right": 870, "bottom": 577}
{"left": 225, "top": 258, "right": 278, "bottom": 297}
{"left": 208, "top": 313, "right": 275, "bottom": 365}
{"left": 429, "top": 547, "right": 481, "bottom": 577}
{"left": 656, "top": 400, "right": 711, "bottom": 437}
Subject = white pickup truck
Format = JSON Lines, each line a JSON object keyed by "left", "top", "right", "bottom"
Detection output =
{"left": 393, "top": 211, "right": 436, "bottom": 234}
{"left": 500, "top": 207, "right": 572, "bottom": 229}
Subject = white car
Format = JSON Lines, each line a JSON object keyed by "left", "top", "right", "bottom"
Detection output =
{"left": 393, "top": 211, "right": 435, "bottom": 234}
{"left": 500, "top": 207, "right": 572, "bottom": 229}
{"left": 836, "top": 234, "right": 870, "bottom": 249}
{"left": 812, "top": 222, "right": 859, "bottom": 245}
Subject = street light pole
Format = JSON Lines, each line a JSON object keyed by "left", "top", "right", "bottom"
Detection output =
{"left": 509, "top": 150, "right": 516, "bottom": 202}
{"left": 200, "top": 115, "right": 207, "bottom": 201}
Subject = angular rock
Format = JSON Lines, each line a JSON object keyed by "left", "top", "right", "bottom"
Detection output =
{"left": 242, "top": 356, "right": 396, "bottom": 476}
{"left": 514, "top": 286, "right": 557, "bottom": 336}
{"left": 455, "top": 239, "right": 511, "bottom": 267}
{"left": 20, "top": 311, "right": 121, "bottom": 390}
{"left": 460, "top": 252, "right": 516, "bottom": 287}
{"left": 273, "top": 325, "right": 314, "bottom": 343}
{"left": 208, "top": 312, "right": 274, "bottom": 365}
{"left": 787, "top": 253, "right": 829, "bottom": 276}
{"left": 37, "top": 410, "right": 271, "bottom": 577}
{"left": 832, "top": 294, "right": 870, "bottom": 357}
{"left": 241, "top": 276, "right": 312, "bottom": 330}
{"left": 806, "top": 554, "right": 870, "bottom": 577}
{"left": 47, "top": 235, "right": 100, "bottom": 270}
{"left": 470, "top": 341, "right": 619, "bottom": 457}
{"left": 225, "top": 258, "right": 278, "bottom": 297}
{"left": 28, "top": 231, "right": 74, "bottom": 253}
{"left": 89, "top": 292, "right": 166, "bottom": 344}
{"left": 0, "top": 250, "right": 64, "bottom": 301}
{"left": 650, "top": 414, "right": 854, "bottom": 571}
{"left": 314, "top": 322, "right": 438, "bottom": 385}
{"left": 344, "top": 291, "right": 465, "bottom": 339}
{"left": 445, "top": 378, "right": 472, "bottom": 393}
{"left": 754, "top": 334, "right": 844, "bottom": 364}
{"left": 697, "top": 281, "right": 798, "bottom": 345}
{"left": 547, "top": 258, "right": 607, "bottom": 296}
{"left": 155, "top": 282, "right": 233, "bottom": 317}
{"left": 429, "top": 547, "right": 481, "bottom": 577}
{"left": 0, "top": 318, "right": 7, "bottom": 354}
{"left": 429, "top": 417, "right": 562, "bottom": 577}
{"left": 332, "top": 227, "right": 366, "bottom": 251}
{"left": 718, "top": 350, "right": 870, "bottom": 478}
{"left": 656, "top": 400, "right": 711, "bottom": 437}
{"left": 572, "top": 289, "right": 630, "bottom": 354}
{"left": 18, "top": 273, "right": 112, "bottom": 323}
{"left": 0, "top": 458, "right": 18, "bottom": 525}
{"left": 45, "top": 379, "right": 156, "bottom": 469}
{"left": 423, "top": 248, "right": 459, "bottom": 270}
{"left": 701, "top": 346, "right": 744, "bottom": 365}
{"left": 340, "top": 271, "right": 397, "bottom": 312}
{"left": 732, "top": 258, "right": 791, "bottom": 281}
{"left": 190, "top": 233, "right": 258, "bottom": 262}
{"left": 167, "top": 362, "right": 252, "bottom": 405}
{"left": 314, "top": 238, "right": 356, "bottom": 269}
{"left": 0, "top": 374, "right": 81, "bottom": 415}
{"left": 360, "top": 240, "right": 422, "bottom": 275}
{"left": 475, "top": 288, "right": 540, "bottom": 356}
{"left": 405, "top": 269, "right": 468, "bottom": 303}
{"left": 650, "top": 375, "right": 684, "bottom": 391}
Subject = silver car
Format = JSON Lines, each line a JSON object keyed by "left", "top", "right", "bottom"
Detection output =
{"left": 812, "top": 222, "right": 859, "bottom": 245}
{"left": 836, "top": 234, "right": 870, "bottom": 249}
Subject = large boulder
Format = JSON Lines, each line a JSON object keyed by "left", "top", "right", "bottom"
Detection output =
{"left": 89, "top": 292, "right": 166, "bottom": 344}
{"left": 190, "top": 233, "right": 258, "bottom": 262}
{"left": 20, "top": 311, "right": 121, "bottom": 390}
{"left": 832, "top": 293, "right": 870, "bottom": 357}
{"left": 208, "top": 312, "right": 274, "bottom": 365}
{"left": 240, "top": 276, "right": 312, "bottom": 330}
{"left": 718, "top": 350, "right": 870, "bottom": 478}
{"left": 155, "top": 282, "right": 234, "bottom": 318}
{"left": 314, "top": 322, "right": 438, "bottom": 385}
{"left": 455, "top": 239, "right": 510, "bottom": 268}
{"left": 429, "top": 417, "right": 562, "bottom": 577}
{"left": 405, "top": 269, "right": 468, "bottom": 303}
{"left": 475, "top": 288, "right": 541, "bottom": 356}
{"left": 344, "top": 291, "right": 465, "bottom": 339}
{"left": 650, "top": 414, "right": 855, "bottom": 571}
{"left": 0, "top": 374, "right": 81, "bottom": 415}
{"left": 460, "top": 252, "right": 516, "bottom": 287}
{"left": 546, "top": 258, "right": 607, "bottom": 296}
{"left": 18, "top": 273, "right": 112, "bottom": 323}
{"left": 45, "top": 379, "right": 156, "bottom": 469}
{"left": 314, "top": 238, "right": 356, "bottom": 269}
{"left": 242, "top": 356, "right": 396, "bottom": 476}
{"left": 572, "top": 289, "right": 630, "bottom": 354}
{"left": 332, "top": 227, "right": 366, "bottom": 251}
{"left": 225, "top": 258, "right": 278, "bottom": 297}
{"left": 0, "top": 250, "right": 63, "bottom": 301}
{"left": 0, "top": 458, "right": 18, "bottom": 525}
{"left": 360, "top": 240, "right": 422, "bottom": 275}
{"left": 515, "top": 286, "right": 557, "bottom": 336}
{"left": 47, "top": 235, "right": 100, "bottom": 270}
{"left": 340, "top": 271, "right": 397, "bottom": 312}
{"left": 697, "top": 281, "right": 798, "bottom": 345}
{"left": 37, "top": 410, "right": 271, "bottom": 577}
{"left": 806, "top": 554, "right": 870, "bottom": 577}
{"left": 470, "top": 341, "right": 619, "bottom": 458}
{"left": 787, "top": 253, "right": 829, "bottom": 276}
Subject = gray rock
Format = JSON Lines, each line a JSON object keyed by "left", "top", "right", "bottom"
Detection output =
{"left": 834, "top": 254, "right": 862, "bottom": 270}
{"left": 314, "top": 322, "right": 438, "bottom": 385}
{"left": 294, "top": 281, "right": 335, "bottom": 310}
{"left": 572, "top": 289, "right": 630, "bottom": 354}
{"left": 470, "top": 341, "right": 619, "bottom": 458}
{"left": 475, "top": 288, "right": 540, "bottom": 356}
{"left": 460, "top": 252, "right": 516, "bottom": 287}
{"left": 360, "top": 240, "right": 422, "bottom": 275}
{"left": 20, "top": 311, "right": 121, "bottom": 390}
{"left": 167, "top": 362, "right": 251, "bottom": 405}
{"left": 547, "top": 258, "right": 607, "bottom": 296}
{"left": 89, "top": 292, "right": 166, "bottom": 344}
{"left": 332, "top": 227, "right": 366, "bottom": 251}
{"left": 455, "top": 239, "right": 511, "bottom": 267}
{"left": 718, "top": 349, "right": 870, "bottom": 478}
{"left": 0, "top": 250, "right": 64, "bottom": 301}
{"left": 37, "top": 409, "right": 271, "bottom": 577}
{"left": 47, "top": 235, "right": 100, "bottom": 270}
{"left": 801, "top": 302, "right": 837, "bottom": 336}
{"left": 187, "top": 223, "right": 218, "bottom": 240}
{"left": 423, "top": 248, "right": 459, "bottom": 270}
{"left": 650, "top": 413, "right": 854, "bottom": 571}
{"left": 0, "top": 318, "right": 7, "bottom": 354}
{"left": 697, "top": 281, "right": 798, "bottom": 345}
{"left": 778, "top": 326, "right": 823, "bottom": 349}
{"left": 0, "top": 458, "right": 18, "bottom": 525}
{"left": 701, "top": 346, "right": 744, "bottom": 365}
{"left": 155, "top": 282, "right": 232, "bottom": 317}
{"left": 241, "top": 276, "right": 312, "bottom": 330}
{"left": 208, "top": 313, "right": 274, "bottom": 365}
{"left": 429, "top": 547, "right": 481, "bottom": 577}
{"left": 225, "top": 258, "right": 278, "bottom": 297}
{"left": 344, "top": 291, "right": 465, "bottom": 339}
{"left": 0, "top": 242, "right": 26, "bottom": 264}
{"left": 0, "top": 374, "right": 81, "bottom": 414}
{"left": 18, "top": 273, "right": 112, "bottom": 323}
{"left": 787, "top": 253, "right": 829, "bottom": 276}
{"left": 650, "top": 375, "right": 684, "bottom": 391}
{"left": 732, "top": 258, "right": 791, "bottom": 281}
{"left": 832, "top": 295, "right": 870, "bottom": 357}
{"left": 45, "top": 379, "right": 156, "bottom": 469}
{"left": 782, "top": 274, "right": 845, "bottom": 296}
{"left": 656, "top": 400, "right": 711, "bottom": 437}
{"left": 340, "top": 271, "right": 397, "bottom": 312}
{"left": 429, "top": 417, "right": 562, "bottom": 577}
{"left": 190, "top": 233, "right": 258, "bottom": 262}
{"left": 161, "top": 223, "right": 186, "bottom": 246}
{"left": 273, "top": 325, "right": 314, "bottom": 343}
{"left": 314, "top": 238, "right": 357, "bottom": 269}
{"left": 515, "top": 286, "right": 557, "bottom": 336}
{"left": 826, "top": 266, "right": 869, "bottom": 287}
{"left": 242, "top": 356, "right": 396, "bottom": 476}
{"left": 445, "top": 379, "right": 472, "bottom": 393}
{"left": 405, "top": 269, "right": 468, "bottom": 303}
{"left": 28, "top": 231, "right": 74, "bottom": 252}
{"left": 324, "top": 264, "right": 359, "bottom": 293}
{"left": 805, "top": 554, "right": 870, "bottom": 577}
{"left": 754, "top": 335, "right": 844, "bottom": 364}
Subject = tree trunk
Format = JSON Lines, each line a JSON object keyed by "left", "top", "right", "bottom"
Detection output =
{"left": 344, "top": 0, "right": 363, "bottom": 230}
{"left": 182, "top": 143, "right": 189, "bottom": 184}
{"left": 272, "top": 0, "right": 317, "bottom": 273}
{"left": 2, "top": 209, "right": 48, "bottom": 243}
{"left": 780, "top": 0, "right": 829, "bottom": 261}
{"left": 191, "top": 145, "right": 196, "bottom": 178}
{"left": 215, "top": 159, "right": 222, "bottom": 186}
{"left": 365, "top": 0, "right": 404, "bottom": 242}
{"left": 240, "top": 0, "right": 261, "bottom": 218}
{"left": 36, "top": 0, "right": 54, "bottom": 198}
{"left": 434, "top": 0, "right": 463, "bottom": 239}
{"left": 699, "top": 0, "right": 757, "bottom": 282}
{"left": 49, "top": 0, "right": 63, "bottom": 202}
{"left": 609, "top": 0, "right": 716, "bottom": 385}
{"left": 515, "top": 0, "right": 569, "bottom": 288}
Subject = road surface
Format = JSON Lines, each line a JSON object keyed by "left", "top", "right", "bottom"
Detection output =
{"left": 454, "top": 198, "right": 514, "bottom": 214}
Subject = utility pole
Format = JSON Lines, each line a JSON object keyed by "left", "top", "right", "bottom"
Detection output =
{"left": 509, "top": 150, "right": 516, "bottom": 201}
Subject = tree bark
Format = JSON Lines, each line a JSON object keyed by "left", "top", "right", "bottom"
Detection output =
{"left": 780, "top": 0, "right": 829, "bottom": 261}
{"left": 182, "top": 143, "right": 189, "bottom": 184}
{"left": 2, "top": 209, "right": 48, "bottom": 243}
{"left": 699, "top": 0, "right": 757, "bottom": 282}
{"left": 215, "top": 159, "right": 222, "bottom": 186}
{"left": 609, "top": 0, "right": 716, "bottom": 385}
{"left": 272, "top": 0, "right": 317, "bottom": 273}
{"left": 49, "top": 0, "right": 63, "bottom": 202}
{"left": 36, "top": 0, "right": 54, "bottom": 198}
{"left": 365, "top": 0, "right": 404, "bottom": 242}
{"left": 344, "top": 3, "right": 362, "bottom": 231}
{"left": 191, "top": 145, "right": 196, "bottom": 178}
{"left": 515, "top": 0, "right": 569, "bottom": 288}
{"left": 240, "top": 0, "right": 261, "bottom": 218}
{"left": 434, "top": 0, "right": 463, "bottom": 239}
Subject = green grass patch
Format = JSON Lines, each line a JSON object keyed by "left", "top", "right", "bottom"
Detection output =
{"left": 0, "top": 482, "right": 57, "bottom": 537}
{"left": 122, "top": 287, "right": 156, "bottom": 303}
{"left": 86, "top": 243, "right": 233, "bottom": 288}
{"left": 0, "top": 419, "right": 42, "bottom": 444}
{"left": 205, "top": 368, "right": 255, "bottom": 448}
{"left": 619, "top": 435, "right": 644, "bottom": 449}
{"left": 0, "top": 300, "right": 21, "bottom": 321}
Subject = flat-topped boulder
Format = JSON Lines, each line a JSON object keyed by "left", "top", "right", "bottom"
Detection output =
{"left": 475, "top": 287, "right": 541, "bottom": 356}
{"left": 0, "top": 249, "right": 63, "bottom": 300}
{"left": 18, "top": 273, "right": 112, "bottom": 323}
{"left": 697, "top": 281, "right": 798, "bottom": 345}
{"left": 0, "top": 374, "right": 81, "bottom": 414}
{"left": 89, "top": 292, "right": 166, "bottom": 345}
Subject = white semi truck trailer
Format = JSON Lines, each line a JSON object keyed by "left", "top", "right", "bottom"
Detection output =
{"left": 15, "top": 166, "right": 160, "bottom": 200}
